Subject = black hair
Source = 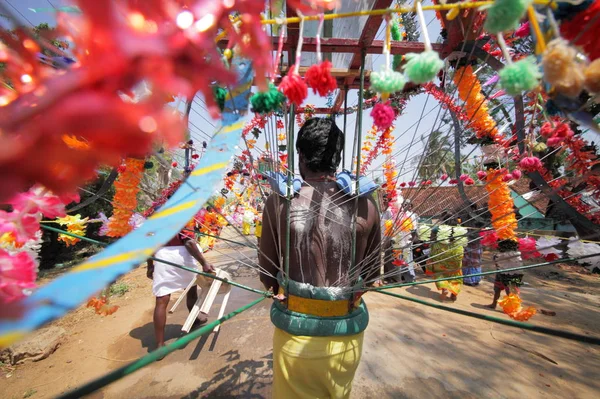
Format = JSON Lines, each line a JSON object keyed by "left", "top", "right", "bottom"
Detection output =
{"left": 296, "top": 117, "right": 344, "bottom": 173}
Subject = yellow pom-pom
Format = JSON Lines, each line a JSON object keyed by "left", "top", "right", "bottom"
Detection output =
{"left": 223, "top": 48, "right": 233, "bottom": 60}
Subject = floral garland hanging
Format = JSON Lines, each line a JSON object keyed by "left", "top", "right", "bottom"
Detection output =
{"left": 107, "top": 158, "right": 144, "bottom": 237}
{"left": 485, "top": 169, "right": 518, "bottom": 242}
{"left": 422, "top": 83, "right": 469, "bottom": 122}
{"left": 55, "top": 214, "right": 89, "bottom": 246}
{"left": 453, "top": 65, "right": 499, "bottom": 143}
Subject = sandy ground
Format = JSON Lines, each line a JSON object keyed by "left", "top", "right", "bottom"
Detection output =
{"left": 2, "top": 229, "right": 600, "bottom": 399}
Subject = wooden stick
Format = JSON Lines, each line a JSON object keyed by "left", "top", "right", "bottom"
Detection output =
{"left": 212, "top": 290, "right": 231, "bottom": 333}
{"left": 169, "top": 278, "right": 197, "bottom": 314}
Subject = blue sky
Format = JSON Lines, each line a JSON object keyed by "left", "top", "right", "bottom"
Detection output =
{"left": 3, "top": 0, "right": 468, "bottom": 183}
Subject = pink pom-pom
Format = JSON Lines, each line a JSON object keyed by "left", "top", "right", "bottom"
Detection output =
{"left": 280, "top": 67, "right": 308, "bottom": 107}
{"left": 305, "top": 61, "right": 337, "bottom": 96}
{"left": 408, "top": 181, "right": 416, "bottom": 187}
{"left": 371, "top": 102, "right": 395, "bottom": 130}
{"left": 519, "top": 237, "right": 541, "bottom": 260}
{"left": 477, "top": 170, "right": 487, "bottom": 180}
{"left": 459, "top": 174, "right": 469, "bottom": 182}
{"left": 519, "top": 156, "right": 542, "bottom": 172}
{"left": 440, "top": 173, "right": 448, "bottom": 181}
{"left": 503, "top": 174, "right": 513, "bottom": 182}
{"left": 511, "top": 169, "right": 522, "bottom": 180}
{"left": 464, "top": 177, "right": 475, "bottom": 185}
{"left": 426, "top": 180, "right": 432, "bottom": 185}
{"left": 449, "top": 179, "right": 458, "bottom": 185}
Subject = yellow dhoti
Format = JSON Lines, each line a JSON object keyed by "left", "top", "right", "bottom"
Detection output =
{"left": 272, "top": 327, "right": 364, "bottom": 399}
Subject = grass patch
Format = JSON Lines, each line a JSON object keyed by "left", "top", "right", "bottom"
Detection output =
{"left": 23, "top": 389, "right": 37, "bottom": 398}
{"left": 108, "top": 281, "right": 130, "bottom": 297}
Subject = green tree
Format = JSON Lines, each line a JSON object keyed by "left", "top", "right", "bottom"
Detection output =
{"left": 414, "top": 130, "right": 455, "bottom": 181}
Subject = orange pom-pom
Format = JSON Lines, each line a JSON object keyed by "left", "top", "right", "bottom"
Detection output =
{"left": 542, "top": 39, "right": 585, "bottom": 98}
{"left": 584, "top": 58, "right": 600, "bottom": 94}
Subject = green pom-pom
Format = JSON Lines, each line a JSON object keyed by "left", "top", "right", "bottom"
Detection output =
{"left": 213, "top": 86, "right": 227, "bottom": 112}
{"left": 391, "top": 20, "right": 401, "bottom": 41}
{"left": 483, "top": 0, "right": 533, "bottom": 34}
{"left": 250, "top": 83, "right": 286, "bottom": 114}
{"left": 391, "top": 20, "right": 403, "bottom": 71}
{"left": 371, "top": 70, "right": 407, "bottom": 93}
{"left": 404, "top": 50, "right": 444, "bottom": 84}
{"left": 499, "top": 57, "right": 541, "bottom": 96}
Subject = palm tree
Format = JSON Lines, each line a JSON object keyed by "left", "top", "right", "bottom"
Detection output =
{"left": 414, "top": 130, "right": 455, "bottom": 181}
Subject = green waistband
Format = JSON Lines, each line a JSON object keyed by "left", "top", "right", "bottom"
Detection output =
{"left": 271, "top": 273, "right": 369, "bottom": 336}
{"left": 270, "top": 299, "right": 369, "bottom": 337}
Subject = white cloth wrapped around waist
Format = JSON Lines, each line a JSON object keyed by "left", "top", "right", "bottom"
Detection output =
{"left": 152, "top": 245, "right": 199, "bottom": 297}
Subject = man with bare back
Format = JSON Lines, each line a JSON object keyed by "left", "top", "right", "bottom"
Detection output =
{"left": 258, "top": 118, "right": 381, "bottom": 399}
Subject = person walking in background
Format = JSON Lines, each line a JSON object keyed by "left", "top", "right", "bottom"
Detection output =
{"left": 427, "top": 211, "right": 466, "bottom": 301}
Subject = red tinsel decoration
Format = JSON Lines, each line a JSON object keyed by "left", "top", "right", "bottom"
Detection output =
{"left": 423, "top": 83, "right": 469, "bottom": 121}
{"left": 560, "top": 0, "right": 600, "bottom": 61}
{"left": 279, "top": 67, "right": 307, "bottom": 107}
{"left": 305, "top": 61, "right": 337, "bottom": 96}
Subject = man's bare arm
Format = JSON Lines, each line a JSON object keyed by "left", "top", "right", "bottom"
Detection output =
{"left": 259, "top": 194, "right": 281, "bottom": 292}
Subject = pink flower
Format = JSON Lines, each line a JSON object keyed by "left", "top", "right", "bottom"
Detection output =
{"left": 370, "top": 102, "right": 395, "bottom": 131}
{"left": 511, "top": 170, "right": 522, "bottom": 180}
{"left": 8, "top": 187, "right": 75, "bottom": 218}
{"left": 440, "top": 173, "right": 448, "bottom": 181}
{"left": 464, "top": 177, "right": 475, "bottom": 185}
{"left": 503, "top": 174, "right": 513, "bottom": 182}
{"left": 408, "top": 181, "right": 416, "bottom": 187}
{"left": 519, "top": 156, "right": 542, "bottom": 172}
{"left": 459, "top": 174, "right": 469, "bottom": 182}
{"left": 0, "top": 249, "right": 37, "bottom": 303}
{"left": 0, "top": 211, "right": 41, "bottom": 245}
{"left": 448, "top": 179, "right": 458, "bottom": 185}
{"left": 519, "top": 237, "right": 541, "bottom": 260}
{"left": 477, "top": 170, "right": 487, "bottom": 180}
{"left": 480, "top": 230, "right": 499, "bottom": 248}
{"left": 515, "top": 22, "right": 530, "bottom": 38}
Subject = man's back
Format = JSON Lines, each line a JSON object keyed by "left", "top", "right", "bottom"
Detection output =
{"left": 259, "top": 181, "right": 381, "bottom": 290}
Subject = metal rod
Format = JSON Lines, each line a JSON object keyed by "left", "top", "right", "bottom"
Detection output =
{"left": 375, "top": 290, "right": 600, "bottom": 345}
{"left": 342, "top": 85, "right": 349, "bottom": 170}
{"left": 284, "top": 104, "right": 296, "bottom": 285}
{"left": 57, "top": 297, "right": 267, "bottom": 399}
{"left": 350, "top": 49, "right": 367, "bottom": 273}
{"left": 39, "top": 224, "right": 270, "bottom": 296}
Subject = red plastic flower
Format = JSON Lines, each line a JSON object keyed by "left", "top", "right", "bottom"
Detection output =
{"left": 448, "top": 179, "right": 458, "bottom": 185}
{"left": 464, "top": 177, "right": 475, "bottom": 185}
{"left": 191, "top": 154, "right": 200, "bottom": 159}
{"left": 519, "top": 156, "right": 542, "bottom": 172}
{"left": 480, "top": 230, "right": 499, "bottom": 248}
{"left": 305, "top": 61, "right": 337, "bottom": 96}
{"left": 440, "top": 173, "right": 448, "bottom": 181}
{"left": 477, "top": 170, "right": 487, "bottom": 180}
{"left": 172, "top": 162, "right": 178, "bottom": 168}
{"left": 544, "top": 253, "right": 559, "bottom": 262}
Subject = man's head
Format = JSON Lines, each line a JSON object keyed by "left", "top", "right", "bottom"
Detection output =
{"left": 296, "top": 117, "right": 344, "bottom": 179}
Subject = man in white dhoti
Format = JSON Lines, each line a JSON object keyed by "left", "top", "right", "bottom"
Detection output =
{"left": 147, "top": 231, "right": 215, "bottom": 350}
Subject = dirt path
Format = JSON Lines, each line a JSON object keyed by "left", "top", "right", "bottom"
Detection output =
{"left": 2, "top": 233, "right": 599, "bottom": 398}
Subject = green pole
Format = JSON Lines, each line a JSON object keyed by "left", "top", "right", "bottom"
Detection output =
{"left": 342, "top": 85, "right": 349, "bottom": 170}
{"left": 375, "top": 290, "right": 600, "bottom": 345}
{"left": 284, "top": 104, "right": 296, "bottom": 285}
{"left": 57, "top": 297, "right": 266, "bottom": 399}
{"left": 39, "top": 224, "right": 270, "bottom": 297}
{"left": 351, "top": 49, "right": 367, "bottom": 272}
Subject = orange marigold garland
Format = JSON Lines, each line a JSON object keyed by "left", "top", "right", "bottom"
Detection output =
{"left": 107, "top": 158, "right": 144, "bottom": 237}
{"left": 499, "top": 293, "right": 537, "bottom": 321}
{"left": 485, "top": 169, "right": 518, "bottom": 241}
{"left": 454, "top": 65, "right": 499, "bottom": 140}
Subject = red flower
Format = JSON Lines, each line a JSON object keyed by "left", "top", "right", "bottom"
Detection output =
{"left": 280, "top": 67, "right": 307, "bottom": 107}
{"left": 459, "top": 174, "right": 469, "bottom": 182}
{"left": 117, "top": 165, "right": 127, "bottom": 174}
{"left": 393, "top": 259, "right": 407, "bottom": 267}
{"left": 400, "top": 182, "right": 406, "bottom": 187}
{"left": 448, "top": 179, "right": 458, "bottom": 185}
{"left": 172, "top": 162, "right": 178, "bottom": 168}
{"left": 276, "top": 119, "right": 284, "bottom": 129}
{"left": 544, "top": 253, "right": 559, "bottom": 262}
{"left": 477, "top": 170, "right": 487, "bottom": 180}
{"left": 305, "top": 61, "right": 337, "bottom": 96}
{"left": 371, "top": 102, "right": 396, "bottom": 131}
{"left": 440, "top": 173, "right": 448, "bottom": 181}
{"left": 408, "top": 181, "right": 416, "bottom": 187}
{"left": 502, "top": 174, "right": 513, "bottom": 182}
{"left": 464, "top": 177, "right": 475, "bottom": 185}
{"left": 519, "top": 156, "right": 542, "bottom": 172}
{"left": 480, "top": 230, "right": 499, "bottom": 248}
{"left": 511, "top": 170, "right": 522, "bottom": 180}
{"left": 191, "top": 154, "right": 200, "bottom": 159}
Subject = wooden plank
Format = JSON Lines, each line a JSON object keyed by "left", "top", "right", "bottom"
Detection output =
{"left": 212, "top": 290, "right": 231, "bottom": 333}
{"left": 169, "top": 278, "right": 196, "bottom": 314}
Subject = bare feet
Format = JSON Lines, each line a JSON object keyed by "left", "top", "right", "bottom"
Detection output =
{"left": 450, "top": 294, "right": 457, "bottom": 302}
{"left": 440, "top": 293, "right": 450, "bottom": 301}
{"left": 155, "top": 343, "right": 167, "bottom": 361}
{"left": 485, "top": 303, "right": 497, "bottom": 309}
